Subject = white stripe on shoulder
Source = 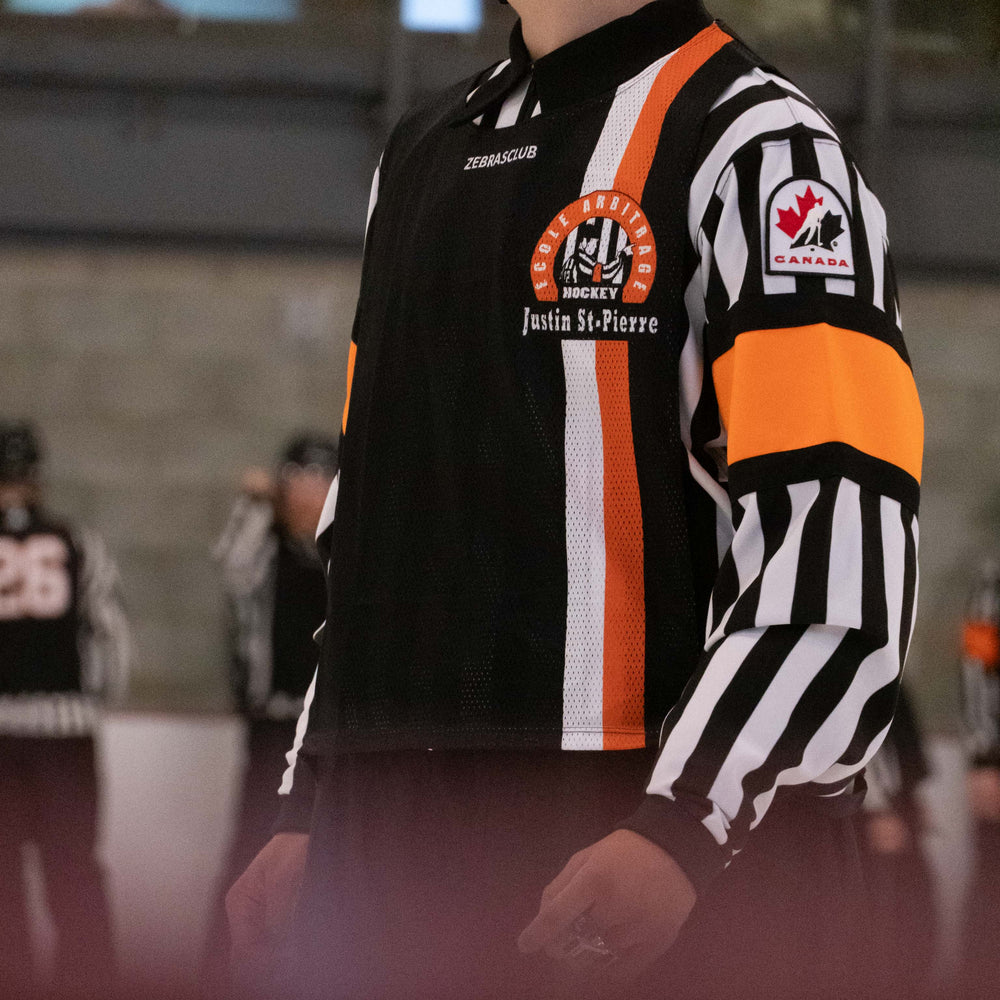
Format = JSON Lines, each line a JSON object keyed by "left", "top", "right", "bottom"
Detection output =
{"left": 758, "top": 138, "right": 797, "bottom": 296}
{"left": 813, "top": 139, "right": 858, "bottom": 297}
{"left": 856, "top": 171, "right": 890, "bottom": 313}
{"left": 496, "top": 77, "right": 531, "bottom": 128}
{"left": 466, "top": 58, "right": 511, "bottom": 104}
{"left": 712, "top": 162, "right": 749, "bottom": 307}
{"left": 690, "top": 98, "right": 838, "bottom": 244}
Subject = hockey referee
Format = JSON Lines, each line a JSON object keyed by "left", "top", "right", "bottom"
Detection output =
{"left": 226, "top": 2, "right": 924, "bottom": 998}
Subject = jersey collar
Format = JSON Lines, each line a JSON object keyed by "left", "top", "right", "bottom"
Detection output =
{"left": 453, "top": 0, "right": 715, "bottom": 125}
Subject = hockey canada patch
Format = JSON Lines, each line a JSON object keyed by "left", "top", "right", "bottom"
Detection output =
{"left": 765, "top": 178, "right": 854, "bottom": 278}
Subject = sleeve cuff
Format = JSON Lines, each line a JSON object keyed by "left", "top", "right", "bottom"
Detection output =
{"left": 618, "top": 793, "right": 731, "bottom": 896}
{"left": 272, "top": 754, "right": 317, "bottom": 835}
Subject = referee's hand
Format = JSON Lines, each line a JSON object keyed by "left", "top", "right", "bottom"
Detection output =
{"left": 517, "top": 829, "right": 696, "bottom": 982}
{"left": 226, "top": 832, "right": 310, "bottom": 987}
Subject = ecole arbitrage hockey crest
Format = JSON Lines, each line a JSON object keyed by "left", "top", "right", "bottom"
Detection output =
{"left": 766, "top": 178, "right": 855, "bottom": 278}
{"left": 530, "top": 191, "right": 657, "bottom": 304}
{"left": 522, "top": 191, "right": 661, "bottom": 338}
{"left": 521, "top": 191, "right": 659, "bottom": 339}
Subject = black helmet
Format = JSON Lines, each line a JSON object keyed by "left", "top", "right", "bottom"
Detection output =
{"left": 279, "top": 433, "right": 339, "bottom": 478}
{"left": 0, "top": 422, "right": 42, "bottom": 483}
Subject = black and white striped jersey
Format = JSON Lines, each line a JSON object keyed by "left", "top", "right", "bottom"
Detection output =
{"left": 214, "top": 494, "right": 328, "bottom": 720}
{"left": 0, "top": 505, "right": 130, "bottom": 736}
{"left": 960, "top": 560, "right": 1000, "bottom": 767}
{"left": 279, "top": 0, "right": 922, "bottom": 887}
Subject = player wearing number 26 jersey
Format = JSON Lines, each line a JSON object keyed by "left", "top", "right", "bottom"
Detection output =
{"left": 0, "top": 421, "right": 130, "bottom": 995}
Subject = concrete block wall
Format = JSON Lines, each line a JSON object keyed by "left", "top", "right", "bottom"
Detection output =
{"left": 0, "top": 243, "right": 359, "bottom": 708}
{"left": 2, "top": 240, "right": 997, "bottom": 730}
{"left": 903, "top": 280, "right": 1000, "bottom": 732}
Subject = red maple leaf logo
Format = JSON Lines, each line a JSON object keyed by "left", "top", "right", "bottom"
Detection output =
{"left": 776, "top": 186, "right": 823, "bottom": 239}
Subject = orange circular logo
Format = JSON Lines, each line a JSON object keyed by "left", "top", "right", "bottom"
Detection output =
{"left": 530, "top": 191, "right": 657, "bottom": 304}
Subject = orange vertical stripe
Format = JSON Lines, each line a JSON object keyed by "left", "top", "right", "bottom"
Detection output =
{"left": 341, "top": 340, "right": 357, "bottom": 436}
{"left": 613, "top": 24, "right": 732, "bottom": 203}
{"left": 594, "top": 25, "right": 732, "bottom": 747}
{"left": 596, "top": 341, "right": 646, "bottom": 748}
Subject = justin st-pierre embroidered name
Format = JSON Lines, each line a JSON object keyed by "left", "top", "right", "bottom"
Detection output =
{"left": 465, "top": 146, "right": 538, "bottom": 171}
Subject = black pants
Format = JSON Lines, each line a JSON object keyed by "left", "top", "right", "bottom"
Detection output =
{"left": 272, "top": 748, "right": 869, "bottom": 1000}
{"left": 0, "top": 735, "right": 115, "bottom": 998}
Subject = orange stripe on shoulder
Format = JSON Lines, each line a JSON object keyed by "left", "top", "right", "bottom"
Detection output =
{"left": 613, "top": 23, "right": 732, "bottom": 202}
{"left": 713, "top": 324, "right": 923, "bottom": 483}
{"left": 341, "top": 340, "right": 357, "bottom": 436}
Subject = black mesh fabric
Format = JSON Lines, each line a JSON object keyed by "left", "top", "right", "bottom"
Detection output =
{"left": 303, "top": 43, "right": 760, "bottom": 756}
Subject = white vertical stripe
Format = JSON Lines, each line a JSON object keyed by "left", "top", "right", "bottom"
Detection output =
{"left": 496, "top": 77, "right": 530, "bottom": 128}
{"left": 561, "top": 340, "right": 607, "bottom": 750}
{"left": 707, "top": 493, "right": 767, "bottom": 646}
{"left": 647, "top": 628, "right": 769, "bottom": 800}
{"left": 712, "top": 165, "right": 749, "bottom": 307}
{"left": 679, "top": 262, "right": 732, "bottom": 520}
{"left": 857, "top": 171, "right": 888, "bottom": 312}
{"left": 580, "top": 51, "right": 675, "bottom": 193}
{"left": 815, "top": 138, "right": 858, "bottom": 298}
{"left": 758, "top": 139, "right": 797, "bottom": 296}
{"left": 316, "top": 472, "right": 340, "bottom": 541}
{"left": 709, "top": 68, "right": 833, "bottom": 125}
{"left": 755, "top": 481, "right": 821, "bottom": 624}
{"left": 826, "top": 479, "right": 864, "bottom": 629}
{"left": 907, "top": 518, "right": 920, "bottom": 653}
{"left": 709, "top": 70, "right": 765, "bottom": 111}
{"left": 365, "top": 160, "right": 381, "bottom": 243}
{"left": 559, "top": 55, "right": 681, "bottom": 747}
{"left": 279, "top": 668, "right": 318, "bottom": 795}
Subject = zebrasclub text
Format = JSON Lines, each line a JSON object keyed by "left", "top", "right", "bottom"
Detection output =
{"left": 522, "top": 305, "right": 659, "bottom": 337}
{"left": 464, "top": 146, "right": 538, "bottom": 170}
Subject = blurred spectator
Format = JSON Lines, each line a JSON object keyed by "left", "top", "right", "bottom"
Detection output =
{"left": 0, "top": 421, "right": 130, "bottom": 998}
{"left": 958, "top": 557, "right": 1000, "bottom": 999}
{"left": 857, "top": 684, "right": 937, "bottom": 999}
{"left": 201, "top": 432, "right": 337, "bottom": 995}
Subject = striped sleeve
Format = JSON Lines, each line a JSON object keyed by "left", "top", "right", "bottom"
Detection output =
{"left": 624, "top": 70, "right": 922, "bottom": 889}
{"left": 76, "top": 526, "right": 131, "bottom": 704}
{"left": 960, "top": 566, "right": 1000, "bottom": 766}
{"left": 275, "top": 156, "right": 380, "bottom": 816}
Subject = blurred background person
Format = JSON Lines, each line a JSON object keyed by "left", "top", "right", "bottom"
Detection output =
{"left": 958, "top": 557, "right": 1000, "bottom": 999}
{"left": 0, "top": 421, "right": 130, "bottom": 998}
{"left": 201, "top": 432, "right": 338, "bottom": 996}
{"left": 858, "top": 683, "right": 938, "bottom": 999}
